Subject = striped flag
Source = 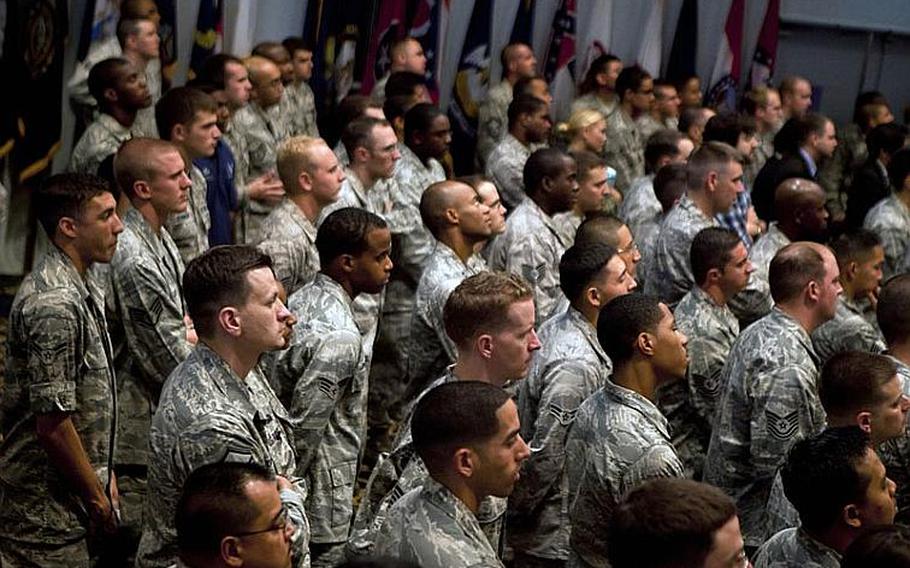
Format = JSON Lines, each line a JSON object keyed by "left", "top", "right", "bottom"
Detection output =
{"left": 408, "top": 0, "right": 441, "bottom": 101}
{"left": 749, "top": 0, "right": 780, "bottom": 88}
{"left": 576, "top": 0, "right": 612, "bottom": 84}
{"left": 543, "top": 0, "right": 576, "bottom": 121}
{"left": 707, "top": 0, "right": 744, "bottom": 112}
{"left": 361, "top": 0, "right": 408, "bottom": 94}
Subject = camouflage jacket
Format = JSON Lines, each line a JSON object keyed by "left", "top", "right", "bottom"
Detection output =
{"left": 603, "top": 108, "right": 645, "bottom": 194}
{"left": 566, "top": 380, "right": 685, "bottom": 567}
{"left": 728, "top": 222, "right": 788, "bottom": 326}
{"left": 510, "top": 307, "right": 612, "bottom": 560}
{"left": 488, "top": 198, "right": 573, "bottom": 325}
{"left": 137, "top": 343, "right": 309, "bottom": 568}
{"left": 163, "top": 165, "right": 210, "bottom": 264}
{"left": 69, "top": 113, "right": 132, "bottom": 175}
{"left": 477, "top": 80, "right": 513, "bottom": 167}
{"left": 485, "top": 133, "right": 533, "bottom": 211}
{"left": 618, "top": 174, "right": 660, "bottom": 240}
{"left": 753, "top": 527, "right": 841, "bottom": 568}
{"left": 704, "top": 308, "right": 826, "bottom": 548}
{"left": 257, "top": 199, "right": 320, "bottom": 296}
{"left": 880, "top": 355, "right": 910, "bottom": 524}
{"left": 864, "top": 194, "right": 910, "bottom": 279}
{"left": 570, "top": 93, "right": 617, "bottom": 123}
{"left": 811, "top": 295, "right": 885, "bottom": 364}
{"left": 744, "top": 130, "right": 775, "bottom": 188}
{"left": 285, "top": 81, "right": 319, "bottom": 138}
{"left": 0, "top": 248, "right": 117, "bottom": 544}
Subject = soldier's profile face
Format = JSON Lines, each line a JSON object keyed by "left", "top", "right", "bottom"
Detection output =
{"left": 701, "top": 514, "right": 749, "bottom": 568}
{"left": 367, "top": 125, "right": 400, "bottom": 179}
{"left": 550, "top": 157, "right": 578, "bottom": 213}
{"left": 424, "top": 114, "right": 452, "bottom": 159}
{"left": 488, "top": 298, "right": 540, "bottom": 382}
{"left": 867, "top": 374, "right": 910, "bottom": 444}
{"left": 350, "top": 227, "right": 393, "bottom": 295}
{"left": 581, "top": 119, "right": 607, "bottom": 155}
{"left": 816, "top": 248, "right": 842, "bottom": 321}
{"left": 182, "top": 110, "right": 221, "bottom": 159}
{"left": 453, "top": 183, "right": 492, "bottom": 239}
{"left": 237, "top": 267, "right": 295, "bottom": 352}
{"left": 292, "top": 49, "right": 314, "bottom": 82}
{"left": 615, "top": 225, "right": 641, "bottom": 278}
{"left": 720, "top": 242, "right": 752, "bottom": 296}
{"left": 650, "top": 304, "right": 688, "bottom": 381}
{"left": 149, "top": 150, "right": 190, "bottom": 215}
{"left": 224, "top": 62, "right": 253, "bottom": 108}
{"left": 75, "top": 191, "right": 124, "bottom": 265}
{"left": 233, "top": 479, "right": 294, "bottom": 568}
{"left": 477, "top": 182, "right": 506, "bottom": 234}
{"left": 472, "top": 400, "right": 530, "bottom": 498}
{"left": 590, "top": 255, "right": 636, "bottom": 306}
{"left": 308, "top": 144, "right": 345, "bottom": 206}
{"left": 852, "top": 448, "right": 897, "bottom": 528}
{"left": 853, "top": 245, "right": 884, "bottom": 298}
{"left": 576, "top": 165, "right": 609, "bottom": 214}
{"left": 713, "top": 161, "right": 744, "bottom": 214}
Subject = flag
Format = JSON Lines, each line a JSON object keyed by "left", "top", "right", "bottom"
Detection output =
{"left": 749, "top": 0, "right": 779, "bottom": 88}
{"left": 707, "top": 0, "right": 744, "bottom": 113}
{"left": 76, "top": 0, "right": 116, "bottom": 61}
{"left": 576, "top": 0, "right": 612, "bottom": 86}
{"left": 189, "top": 0, "right": 223, "bottom": 80}
{"left": 447, "top": 0, "right": 492, "bottom": 175}
{"left": 408, "top": 0, "right": 441, "bottom": 101}
{"left": 636, "top": 0, "right": 663, "bottom": 77}
{"left": 510, "top": 0, "right": 535, "bottom": 45}
{"left": 543, "top": 0, "right": 576, "bottom": 121}
{"left": 665, "top": 0, "right": 696, "bottom": 83}
{"left": 3, "top": 0, "right": 68, "bottom": 182}
{"left": 361, "top": 0, "right": 408, "bottom": 94}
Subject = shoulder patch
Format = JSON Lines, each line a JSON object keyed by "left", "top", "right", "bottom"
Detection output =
{"left": 766, "top": 408, "right": 800, "bottom": 442}
{"left": 547, "top": 402, "right": 578, "bottom": 426}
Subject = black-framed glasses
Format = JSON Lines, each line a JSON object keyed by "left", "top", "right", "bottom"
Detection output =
{"left": 234, "top": 505, "right": 290, "bottom": 538}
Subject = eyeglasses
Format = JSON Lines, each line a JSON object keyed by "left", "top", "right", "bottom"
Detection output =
{"left": 234, "top": 505, "right": 290, "bottom": 538}
{"left": 616, "top": 240, "right": 639, "bottom": 255}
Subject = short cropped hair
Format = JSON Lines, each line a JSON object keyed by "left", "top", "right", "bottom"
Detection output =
{"left": 276, "top": 136, "right": 325, "bottom": 194}
{"left": 183, "top": 245, "right": 273, "bottom": 339}
{"left": 513, "top": 75, "right": 548, "bottom": 100}
{"left": 197, "top": 53, "right": 245, "bottom": 90}
{"left": 569, "top": 150, "right": 605, "bottom": 183}
{"left": 703, "top": 112, "right": 757, "bottom": 147}
{"left": 412, "top": 381, "right": 512, "bottom": 474}
{"left": 403, "top": 102, "right": 444, "bottom": 144}
{"left": 820, "top": 352, "right": 898, "bottom": 419}
{"left": 768, "top": 243, "right": 827, "bottom": 304}
{"left": 523, "top": 147, "right": 570, "bottom": 196}
{"left": 88, "top": 57, "right": 130, "bottom": 110}
{"left": 282, "top": 36, "right": 312, "bottom": 56}
{"left": 877, "top": 274, "right": 910, "bottom": 345}
{"left": 384, "top": 71, "right": 426, "bottom": 100}
{"left": 579, "top": 53, "right": 621, "bottom": 95}
{"left": 116, "top": 18, "right": 149, "bottom": 48}
{"left": 34, "top": 173, "right": 113, "bottom": 238}
{"left": 443, "top": 271, "right": 533, "bottom": 348}
{"left": 559, "top": 242, "right": 619, "bottom": 301}
{"left": 774, "top": 113, "right": 831, "bottom": 154}
{"left": 644, "top": 129, "right": 686, "bottom": 173}
{"left": 678, "top": 107, "right": 713, "bottom": 135}
{"left": 609, "top": 478, "right": 737, "bottom": 568}
{"left": 690, "top": 227, "right": 741, "bottom": 286}
{"left": 383, "top": 94, "right": 417, "bottom": 127}
{"left": 686, "top": 141, "right": 741, "bottom": 191}
{"left": 337, "top": 94, "right": 383, "bottom": 131}
{"left": 778, "top": 75, "right": 808, "bottom": 99}
{"left": 830, "top": 229, "right": 882, "bottom": 271}
{"left": 574, "top": 213, "right": 625, "bottom": 249}
{"left": 653, "top": 163, "right": 688, "bottom": 213}
{"left": 597, "top": 293, "right": 664, "bottom": 365}
{"left": 615, "top": 65, "right": 651, "bottom": 102}
{"left": 781, "top": 426, "right": 872, "bottom": 532}
{"left": 341, "top": 116, "right": 391, "bottom": 158}
{"left": 741, "top": 85, "right": 776, "bottom": 116}
{"left": 114, "top": 137, "right": 183, "bottom": 199}
{"left": 866, "top": 123, "right": 907, "bottom": 159}
{"left": 842, "top": 524, "right": 910, "bottom": 568}
{"left": 316, "top": 207, "right": 388, "bottom": 268}
{"left": 508, "top": 94, "right": 548, "bottom": 130}
{"left": 155, "top": 87, "right": 218, "bottom": 140}
{"left": 175, "top": 462, "right": 275, "bottom": 562}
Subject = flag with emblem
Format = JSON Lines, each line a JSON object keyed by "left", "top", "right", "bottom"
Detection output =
{"left": 749, "top": 0, "right": 779, "bottom": 88}
{"left": 446, "top": 0, "right": 492, "bottom": 175}
{"left": 576, "top": 0, "right": 612, "bottom": 84}
{"left": 707, "top": 0, "right": 744, "bottom": 112}
{"left": 361, "top": 0, "right": 408, "bottom": 94}
{"left": 408, "top": 0, "right": 441, "bottom": 101}
{"left": 189, "top": 0, "right": 223, "bottom": 80}
{"left": 543, "top": 0, "right": 576, "bottom": 121}
{"left": 76, "top": 0, "right": 117, "bottom": 61}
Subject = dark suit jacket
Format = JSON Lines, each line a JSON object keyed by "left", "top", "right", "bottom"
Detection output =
{"left": 846, "top": 159, "right": 891, "bottom": 229}
{"left": 751, "top": 153, "right": 814, "bottom": 221}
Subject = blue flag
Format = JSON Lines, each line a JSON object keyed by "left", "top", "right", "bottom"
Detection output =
{"left": 189, "top": 0, "right": 222, "bottom": 80}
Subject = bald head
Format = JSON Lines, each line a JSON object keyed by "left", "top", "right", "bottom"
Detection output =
{"left": 420, "top": 180, "right": 473, "bottom": 238}
{"left": 246, "top": 56, "right": 279, "bottom": 85}
{"left": 775, "top": 178, "right": 828, "bottom": 241}
{"left": 769, "top": 242, "right": 830, "bottom": 304}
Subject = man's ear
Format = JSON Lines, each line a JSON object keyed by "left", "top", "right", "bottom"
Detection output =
{"left": 218, "top": 306, "right": 242, "bottom": 338}
{"left": 705, "top": 170, "right": 719, "bottom": 192}
{"left": 133, "top": 181, "right": 153, "bottom": 201}
{"left": 476, "top": 334, "right": 494, "bottom": 359}
{"left": 843, "top": 503, "right": 862, "bottom": 529}
{"left": 58, "top": 216, "right": 79, "bottom": 239}
{"left": 843, "top": 260, "right": 858, "bottom": 283}
{"left": 452, "top": 447, "right": 476, "bottom": 478}
{"left": 855, "top": 411, "right": 873, "bottom": 434}
{"left": 172, "top": 123, "right": 187, "bottom": 144}
{"left": 635, "top": 331, "right": 656, "bottom": 357}
{"left": 704, "top": 267, "right": 723, "bottom": 287}
{"left": 806, "top": 280, "right": 821, "bottom": 304}
{"left": 221, "top": 536, "right": 244, "bottom": 567}
{"left": 103, "top": 86, "right": 119, "bottom": 105}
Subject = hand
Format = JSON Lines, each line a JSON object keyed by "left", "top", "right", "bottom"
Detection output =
{"left": 247, "top": 171, "right": 285, "bottom": 204}
{"left": 276, "top": 475, "right": 293, "bottom": 491}
{"left": 865, "top": 287, "right": 879, "bottom": 311}
{"left": 87, "top": 495, "right": 118, "bottom": 536}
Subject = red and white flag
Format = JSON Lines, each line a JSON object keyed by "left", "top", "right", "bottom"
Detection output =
{"left": 707, "top": 0, "right": 744, "bottom": 112}
{"left": 749, "top": 0, "right": 780, "bottom": 88}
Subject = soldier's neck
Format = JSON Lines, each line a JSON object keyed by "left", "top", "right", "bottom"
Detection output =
{"left": 612, "top": 361, "right": 660, "bottom": 402}
{"left": 888, "top": 342, "right": 910, "bottom": 367}
{"left": 701, "top": 282, "right": 729, "bottom": 307}
{"left": 440, "top": 232, "right": 477, "bottom": 264}
{"left": 202, "top": 336, "right": 257, "bottom": 381}
{"left": 686, "top": 190, "right": 717, "bottom": 219}
{"left": 436, "top": 473, "right": 480, "bottom": 514}
{"left": 453, "top": 356, "right": 509, "bottom": 389}
{"left": 511, "top": 128, "right": 531, "bottom": 148}
{"left": 56, "top": 241, "right": 91, "bottom": 277}
{"left": 135, "top": 201, "right": 165, "bottom": 235}
{"left": 106, "top": 107, "right": 137, "bottom": 128}
{"left": 349, "top": 163, "right": 377, "bottom": 192}
{"left": 290, "top": 193, "right": 320, "bottom": 224}
{"left": 776, "top": 301, "right": 822, "bottom": 334}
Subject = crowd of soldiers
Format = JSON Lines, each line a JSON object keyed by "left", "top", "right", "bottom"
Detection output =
{"left": 4, "top": 0, "right": 910, "bottom": 567}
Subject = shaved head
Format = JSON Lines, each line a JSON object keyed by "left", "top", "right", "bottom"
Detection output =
{"left": 245, "top": 56, "right": 280, "bottom": 85}
{"left": 420, "top": 180, "right": 472, "bottom": 238}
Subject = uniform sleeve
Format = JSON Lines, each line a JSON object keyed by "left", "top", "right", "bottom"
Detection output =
{"left": 258, "top": 239, "right": 311, "bottom": 296}
{"left": 569, "top": 447, "right": 619, "bottom": 566}
{"left": 23, "top": 298, "right": 81, "bottom": 414}
{"left": 876, "top": 226, "right": 909, "bottom": 279}
{"left": 113, "top": 258, "right": 191, "bottom": 386}
{"left": 486, "top": 154, "right": 525, "bottom": 211}
{"left": 505, "top": 234, "right": 562, "bottom": 325}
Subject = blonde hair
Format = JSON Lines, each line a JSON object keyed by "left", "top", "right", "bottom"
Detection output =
{"left": 555, "top": 108, "right": 605, "bottom": 138}
{"left": 276, "top": 136, "right": 329, "bottom": 194}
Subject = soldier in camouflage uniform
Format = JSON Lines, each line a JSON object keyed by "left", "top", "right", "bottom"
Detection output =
{"left": 704, "top": 242, "right": 840, "bottom": 549}
{"left": 374, "top": 381, "right": 530, "bottom": 568}
{"left": 636, "top": 80, "right": 681, "bottom": 142}
{"left": 485, "top": 95, "right": 552, "bottom": 211}
{"left": 370, "top": 38, "right": 427, "bottom": 103}
{"left": 566, "top": 294, "right": 689, "bottom": 568}
{"left": 405, "top": 180, "right": 490, "bottom": 401}
{"left": 552, "top": 151, "right": 613, "bottom": 245}
{"left": 230, "top": 56, "right": 291, "bottom": 244}
{"left": 602, "top": 66, "right": 653, "bottom": 195}
{"left": 574, "top": 214, "right": 643, "bottom": 283}
{"left": 70, "top": 58, "right": 151, "bottom": 175}
{"left": 510, "top": 243, "right": 636, "bottom": 566}
{"left": 647, "top": 142, "right": 744, "bottom": 306}
{"left": 571, "top": 54, "right": 623, "bottom": 127}
{"left": 659, "top": 228, "right": 749, "bottom": 480}
{"left": 107, "top": 139, "right": 195, "bottom": 553}
{"left": 489, "top": 148, "right": 578, "bottom": 325}
{"left": 350, "top": 272, "right": 539, "bottom": 559}
{"left": 755, "top": 427, "right": 896, "bottom": 567}
{"left": 283, "top": 38, "right": 320, "bottom": 137}
{"left": 811, "top": 230, "right": 886, "bottom": 363}
{"left": 136, "top": 246, "right": 309, "bottom": 568}
{"left": 864, "top": 149, "right": 910, "bottom": 278}
{"left": 741, "top": 86, "right": 784, "bottom": 187}
{"left": 274, "top": 209, "right": 391, "bottom": 566}
{"left": 115, "top": 18, "right": 163, "bottom": 138}
{"left": 0, "top": 174, "right": 123, "bottom": 566}
{"left": 258, "top": 137, "right": 345, "bottom": 297}
{"left": 157, "top": 87, "right": 223, "bottom": 263}
{"left": 630, "top": 164, "right": 689, "bottom": 291}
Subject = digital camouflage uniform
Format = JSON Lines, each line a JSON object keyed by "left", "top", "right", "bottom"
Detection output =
{"left": 636, "top": 114, "right": 666, "bottom": 142}
{"left": 510, "top": 307, "right": 612, "bottom": 563}
{"left": 819, "top": 122, "right": 866, "bottom": 220}
{"left": 485, "top": 133, "right": 533, "bottom": 211}
{"left": 163, "top": 165, "right": 210, "bottom": 263}
{"left": 477, "top": 80, "right": 513, "bottom": 167}
{"left": 753, "top": 527, "right": 841, "bottom": 568}
{"left": 374, "top": 477, "right": 506, "bottom": 568}
{"left": 704, "top": 308, "right": 826, "bottom": 548}
{"left": 728, "top": 222, "right": 788, "bottom": 326}
{"left": 257, "top": 199, "right": 320, "bottom": 297}
{"left": 230, "top": 101, "right": 290, "bottom": 243}
{"left": 136, "top": 344, "right": 310, "bottom": 568}
{"left": 658, "top": 286, "right": 739, "bottom": 479}
{"left": 69, "top": 113, "right": 132, "bottom": 175}
{"left": 880, "top": 355, "right": 910, "bottom": 524}
{"left": 0, "top": 248, "right": 117, "bottom": 566}
{"left": 570, "top": 93, "right": 617, "bottom": 125}
{"left": 108, "top": 207, "right": 191, "bottom": 534}
{"left": 646, "top": 194, "right": 717, "bottom": 307}
{"left": 810, "top": 296, "right": 885, "bottom": 364}
{"left": 348, "top": 370, "right": 506, "bottom": 559}
{"left": 552, "top": 211, "right": 583, "bottom": 246}
{"left": 286, "top": 81, "right": 319, "bottom": 138}
{"left": 602, "top": 109, "right": 645, "bottom": 195}
{"left": 864, "top": 194, "right": 910, "bottom": 279}
{"left": 566, "top": 380, "right": 685, "bottom": 568}
{"left": 488, "top": 198, "right": 572, "bottom": 325}
{"left": 743, "top": 130, "right": 775, "bottom": 188}
{"left": 275, "top": 274, "right": 369, "bottom": 561}
{"left": 618, "top": 175, "right": 660, "bottom": 241}
{"left": 405, "top": 242, "right": 486, "bottom": 401}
